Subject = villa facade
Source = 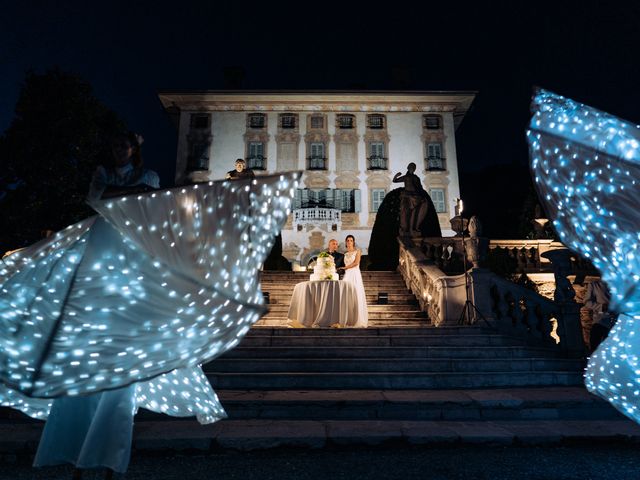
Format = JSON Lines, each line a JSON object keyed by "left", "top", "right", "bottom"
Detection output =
{"left": 158, "top": 91, "right": 475, "bottom": 268}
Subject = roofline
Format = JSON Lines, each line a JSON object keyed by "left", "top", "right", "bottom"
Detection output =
{"left": 157, "top": 90, "right": 477, "bottom": 130}
{"left": 157, "top": 89, "right": 479, "bottom": 96}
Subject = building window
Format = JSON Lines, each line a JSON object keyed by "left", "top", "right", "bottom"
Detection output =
{"left": 423, "top": 115, "right": 442, "bottom": 129}
{"left": 190, "top": 114, "right": 210, "bottom": 129}
{"left": 430, "top": 188, "right": 446, "bottom": 213}
{"left": 187, "top": 142, "right": 209, "bottom": 171}
{"left": 337, "top": 114, "right": 354, "bottom": 129}
{"left": 368, "top": 142, "right": 387, "bottom": 169}
{"left": 308, "top": 142, "right": 326, "bottom": 170}
{"left": 426, "top": 143, "right": 445, "bottom": 170}
{"left": 367, "top": 114, "right": 385, "bottom": 129}
{"left": 371, "top": 189, "right": 386, "bottom": 212}
{"left": 310, "top": 115, "right": 324, "bottom": 129}
{"left": 247, "top": 142, "right": 265, "bottom": 169}
{"left": 280, "top": 113, "right": 297, "bottom": 129}
{"left": 248, "top": 113, "right": 266, "bottom": 129}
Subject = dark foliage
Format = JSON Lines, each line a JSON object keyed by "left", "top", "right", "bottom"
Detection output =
{"left": 459, "top": 163, "right": 552, "bottom": 239}
{"left": 0, "top": 68, "right": 126, "bottom": 252}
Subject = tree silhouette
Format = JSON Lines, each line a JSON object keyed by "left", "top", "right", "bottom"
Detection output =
{"left": 0, "top": 68, "right": 126, "bottom": 252}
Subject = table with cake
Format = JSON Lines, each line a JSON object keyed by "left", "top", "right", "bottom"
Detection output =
{"left": 287, "top": 253, "right": 361, "bottom": 328}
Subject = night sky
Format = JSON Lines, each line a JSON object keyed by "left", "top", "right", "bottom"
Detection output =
{"left": 2, "top": 1, "right": 639, "bottom": 227}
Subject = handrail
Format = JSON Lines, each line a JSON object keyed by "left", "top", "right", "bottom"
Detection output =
{"left": 398, "top": 237, "right": 584, "bottom": 356}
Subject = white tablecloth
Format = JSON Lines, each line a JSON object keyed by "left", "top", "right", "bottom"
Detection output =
{"left": 287, "top": 280, "right": 360, "bottom": 328}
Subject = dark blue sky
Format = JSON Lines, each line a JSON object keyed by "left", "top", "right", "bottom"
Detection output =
{"left": 2, "top": 1, "right": 640, "bottom": 186}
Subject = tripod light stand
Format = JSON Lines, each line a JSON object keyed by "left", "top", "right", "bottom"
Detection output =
{"left": 455, "top": 199, "right": 490, "bottom": 327}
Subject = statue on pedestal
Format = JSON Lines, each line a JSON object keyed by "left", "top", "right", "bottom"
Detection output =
{"left": 393, "top": 162, "right": 429, "bottom": 237}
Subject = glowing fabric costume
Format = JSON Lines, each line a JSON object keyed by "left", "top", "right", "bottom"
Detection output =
{"left": 528, "top": 89, "right": 640, "bottom": 422}
{"left": 0, "top": 173, "right": 300, "bottom": 420}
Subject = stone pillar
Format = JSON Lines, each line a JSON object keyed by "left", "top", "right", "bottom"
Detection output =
{"left": 555, "top": 302, "right": 586, "bottom": 357}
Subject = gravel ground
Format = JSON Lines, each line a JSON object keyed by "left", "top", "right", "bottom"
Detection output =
{"left": 1, "top": 444, "right": 638, "bottom": 480}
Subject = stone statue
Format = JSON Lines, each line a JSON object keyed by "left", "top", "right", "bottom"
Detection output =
{"left": 468, "top": 215, "right": 482, "bottom": 238}
{"left": 393, "top": 162, "right": 429, "bottom": 237}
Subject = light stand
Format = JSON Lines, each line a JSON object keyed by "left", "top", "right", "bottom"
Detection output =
{"left": 455, "top": 199, "right": 491, "bottom": 327}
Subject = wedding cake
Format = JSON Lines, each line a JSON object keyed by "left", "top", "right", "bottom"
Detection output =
{"left": 310, "top": 252, "right": 339, "bottom": 281}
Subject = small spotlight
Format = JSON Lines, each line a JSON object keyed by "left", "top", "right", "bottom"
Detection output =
{"left": 263, "top": 292, "right": 270, "bottom": 304}
{"left": 377, "top": 292, "right": 388, "bottom": 305}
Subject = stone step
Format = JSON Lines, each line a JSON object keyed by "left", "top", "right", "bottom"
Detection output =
{"left": 170, "top": 387, "right": 623, "bottom": 422}
{"left": 246, "top": 326, "right": 488, "bottom": 336}
{"left": 220, "top": 345, "right": 565, "bottom": 359}
{"left": 265, "top": 304, "right": 422, "bottom": 312}
{"left": 254, "top": 319, "right": 432, "bottom": 327}
{"left": 262, "top": 313, "right": 426, "bottom": 320}
{"left": 205, "top": 358, "right": 584, "bottom": 374}
{"left": 262, "top": 313, "right": 428, "bottom": 320}
{"left": 263, "top": 296, "right": 415, "bottom": 305}
{"left": 261, "top": 281, "right": 408, "bottom": 285}
{"left": 204, "top": 371, "right": 584, "bottom": 389}
{"left": 7, "top": 417, "right": 640, "bottom": 452}
{"left": 238, "top": 334, "right": 529, "bottom": 347}
{"left": 261, "top": 286, "right": 412, "bottom": 293}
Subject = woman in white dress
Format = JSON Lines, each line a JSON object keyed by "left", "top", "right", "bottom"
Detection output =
{"left": 339, "top": 235, "right": 368, "bottom": 328}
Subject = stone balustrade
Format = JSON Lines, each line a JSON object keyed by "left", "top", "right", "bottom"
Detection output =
{"left": 398, "top": 237, "right": 585, "bottom": 357}
{"left": 292, "top": 207, "right": 341, "bottom": 230}
{"left": 419, "top": 237, "right": 595, "bottom": 275}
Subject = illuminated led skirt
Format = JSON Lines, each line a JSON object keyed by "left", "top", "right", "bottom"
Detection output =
{"left": 0, "top": 173, "right": 300, "bottom": 419}
{"left": 528, "top": 89, "right": 640, "bottom": 423}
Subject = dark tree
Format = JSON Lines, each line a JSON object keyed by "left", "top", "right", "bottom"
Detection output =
{"left": 0, "top": 68, "right": 126, "bottom": 252}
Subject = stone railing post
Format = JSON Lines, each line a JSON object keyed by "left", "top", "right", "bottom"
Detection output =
{"left": 555, "top": 301, "right": 586, "bottom": 357}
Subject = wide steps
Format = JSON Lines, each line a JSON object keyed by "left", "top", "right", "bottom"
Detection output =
{"left": 220, "top": 346, "right": 566, "bottom": 359}
{"left": 206, "top": 358, "right": 583, "bottom": 374}
{"left": 205, "top": 371, "right": 583, "bottom": 389}
{"left": 167, "top": 387, "right": 623, "bottom": 422}
{"left": 237, "top": 334, "right": 529, "bottom": 347}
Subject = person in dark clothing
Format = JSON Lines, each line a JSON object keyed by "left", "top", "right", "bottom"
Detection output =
{"left": 324, "top": 239, "right": 345, "bottom": 269}
{"left": 225, "top": 158, "right": 255, "bottom": 180}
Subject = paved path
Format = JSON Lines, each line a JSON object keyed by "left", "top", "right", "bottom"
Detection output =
{"left": 2, "top": 444, "right": 640, "bottom": 479}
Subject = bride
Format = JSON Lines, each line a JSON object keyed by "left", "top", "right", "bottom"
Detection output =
{"left": 339, "top": 235, "right": 368, "bottom": 328}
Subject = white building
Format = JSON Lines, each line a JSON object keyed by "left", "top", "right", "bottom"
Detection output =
{"left": 159, "top": 91, "right": 475, "bottom": 269}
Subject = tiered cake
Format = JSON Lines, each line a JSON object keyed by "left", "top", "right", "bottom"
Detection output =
{"left": 310, "top": 253, "right": 339, "bottom": 281}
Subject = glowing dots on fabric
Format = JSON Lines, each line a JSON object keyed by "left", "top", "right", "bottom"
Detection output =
{"left": 528, "top": 89, "right": 640, "bottom": 423}
{"left": 0, "top": 172, "right": 301, "bottom": 419}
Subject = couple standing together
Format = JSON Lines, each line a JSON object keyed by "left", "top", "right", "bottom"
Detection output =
{"left": 324, "top": 236, "right": 368, "bottom": 328}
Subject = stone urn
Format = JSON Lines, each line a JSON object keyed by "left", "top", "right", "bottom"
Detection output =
{"left": 450, "top": 216, "right": 469, "bottom": 237}
{"left": 463, "top": 216, "right": 488, "bottom": 269}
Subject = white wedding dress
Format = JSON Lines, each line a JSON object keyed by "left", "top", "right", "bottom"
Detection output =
{"left": 342, "top": 250, "right": 368, "bottom": 328}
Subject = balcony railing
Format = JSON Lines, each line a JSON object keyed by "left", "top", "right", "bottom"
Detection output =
{"left": 367, "top": 156, "right": 388, "bottom": 170}
{"left": 307, "top": 156, "right": 327, "bottom": 170}
{"left": 293, "top": 207, "right": 342, "bottom": 230}
{"left": 426, "top": 156, "right": 446, "bottom": 171}
{"left": 247, "top": 155, "right": 266, "bottom": 170}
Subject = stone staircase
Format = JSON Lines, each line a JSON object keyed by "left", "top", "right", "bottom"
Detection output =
{"left": 256, "top": 271, "right": 429, "bottom": 328}
{"left": 4, "top": 272, "right": 637, "bottom": 453}
{"left": 207, "top": 326, "right": 584, "bottom": 390}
